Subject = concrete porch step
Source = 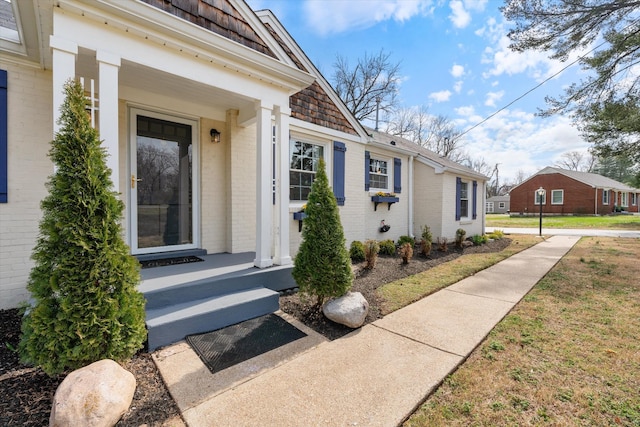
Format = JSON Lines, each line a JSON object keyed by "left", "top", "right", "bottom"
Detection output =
{"left": 146, "top": 287, "right": 280, "bottom": 351}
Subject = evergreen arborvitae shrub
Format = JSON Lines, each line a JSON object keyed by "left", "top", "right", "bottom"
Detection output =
{"left": 19, "top": 80, "right": 147, "bottom": 376}
{"left": 292, "top": 158, "right": 353, "bottom": 309}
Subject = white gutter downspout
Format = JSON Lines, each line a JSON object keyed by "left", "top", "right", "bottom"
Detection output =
{"left": 408, "top": 155, "right": 414, "bottom": 237}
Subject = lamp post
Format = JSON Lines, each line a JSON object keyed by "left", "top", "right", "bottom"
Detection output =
{"left": 537, "top": 186, "right": 545, "bottom": 236}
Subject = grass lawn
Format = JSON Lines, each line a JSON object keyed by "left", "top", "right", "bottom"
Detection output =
{"left": 486, "top": 213, "right": 640, "bottom": 230}
{"left": 405, "top": 237, "right": 640, "bottom": 426}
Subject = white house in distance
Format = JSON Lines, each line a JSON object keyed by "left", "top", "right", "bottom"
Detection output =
{"left": 0, "top": 0, "right": 486, "bottom": 328}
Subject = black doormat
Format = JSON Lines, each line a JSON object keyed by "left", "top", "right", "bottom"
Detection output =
{"left": 186, "top": 314, "right": 307, "bottom": 374}
{"left": 139, "top": 255, "right": 204, "bottom": 269}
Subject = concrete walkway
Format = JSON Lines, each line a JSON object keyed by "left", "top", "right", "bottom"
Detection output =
{"left": 153, "top": 235, "right": 580, "bottom": 427}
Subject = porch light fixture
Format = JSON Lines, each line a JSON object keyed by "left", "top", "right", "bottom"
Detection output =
{"left": 537, "top": 186, "right": 546, "bottom": 236}
{"left": 210, "top": 128, "right": 221, "bottom": 143}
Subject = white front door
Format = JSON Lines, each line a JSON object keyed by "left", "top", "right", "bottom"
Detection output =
{"left": 129, "top": 108, "right": 199, "bottom": 254}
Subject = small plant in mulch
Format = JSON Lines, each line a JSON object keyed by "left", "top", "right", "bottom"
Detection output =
{"left": 420, "top": 225, "right": 433, "bottom": 257}
{"left": 437, "top": 237, "right": 448, "bottom": 252}
{"left": 399, "top": 242, "right": 413, "bottom": 264}
{"left": 350, "top": 240, "right": 366, "bottom": 262}
{"left": 455, "top": 228, "right": 467, "bottom": 249}
{"left": 379, "top": 239, "right": 396, "bottom": 256}
{"left": 364, "top": 239, "right": 380, "bottom": 270}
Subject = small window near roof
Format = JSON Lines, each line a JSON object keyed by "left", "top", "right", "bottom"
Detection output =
{"left": 368, "top": 157, "right": 388, "bottom": 190}
{"left": 0, "top": 0, "right": 21, "bottom": 44}
{"left": 498, "top": 202, "right": 505, "bottom": 209}
{"left": 551, "top": 189, "right": 563, "bottom": 205}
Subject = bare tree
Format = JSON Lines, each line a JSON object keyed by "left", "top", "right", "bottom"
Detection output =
{"left": 332, "top": 49, "right": 401, "bottom": 122}
{"left": 555, "top": 150, "right": 596, "bottom": 172}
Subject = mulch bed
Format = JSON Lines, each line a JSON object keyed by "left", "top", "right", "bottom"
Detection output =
{"left": 0, "top": 238, "right": 510, "bottom": 426}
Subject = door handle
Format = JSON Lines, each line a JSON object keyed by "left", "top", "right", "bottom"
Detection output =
{"left": 131, "top": 174, "right": 142, "bottom": 189}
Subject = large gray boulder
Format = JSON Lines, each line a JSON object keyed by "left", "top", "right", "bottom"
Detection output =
{"left": 323, "top": 291, "right": 369, "bottom": 328}
{"left": 50, "top": 359, "right": 136, "bottom": 427}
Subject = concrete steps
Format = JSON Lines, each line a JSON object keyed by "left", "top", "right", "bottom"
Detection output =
{"left": 146, "top": 287, "right": 279, "bottom": 351}
{"left": 141, "top": 256, "right": 297, "bottom": 351}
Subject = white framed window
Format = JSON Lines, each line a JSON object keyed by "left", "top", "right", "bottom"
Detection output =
{"left": 368, "top": 156, "right": 389, "bottom": 191}
{"left": 603, "top": 189, "right": 610, "bottom": 205}
{"left": 632, "top": 193, "right": 637, "bottom": 206}
{"left": 498, "top": 202, "right": 506, "bottom": 209}
{"left": 486, "top": 202, "right": 494, "bottom": 213}
{"left": 551, "top": 189, "right": 564, "bottom": 205}
{"left": 621, "top": 192, "right": 628, "bottom": 207}
{"left": 289, "top": 139, "right": 324, "bottom": 201}
{"left": 460, "top": 181, "right": 469, "bottom": 218}
{"left": 534, "top": 190, "right": 546, "bottom": 205}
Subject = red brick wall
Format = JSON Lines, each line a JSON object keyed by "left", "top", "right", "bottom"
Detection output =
{"left": 510, "top": 173, "right": 611, "bottom": 215}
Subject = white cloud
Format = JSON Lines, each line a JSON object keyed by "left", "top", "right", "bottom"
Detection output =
{"left": 484, "top": 90, "right": 504, "bottom": 107}
{"left": 429, "top": 90, "right": 452, "bottom": 102}
{"left": 460, "top": 110, "right": 589, "bottom": 182}
{"left": 449, "top": 0, "right": 487, "bottom": 29}
{"left": 302, "top": 0, "right": 433, "bottom": 36}
{"left": 453, "top": 80, "right": 463, "bottom": 93}
{"left": 450, "top": 63, "right": 465, "bottom": 78}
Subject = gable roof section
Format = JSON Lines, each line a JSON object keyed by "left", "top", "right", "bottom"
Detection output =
{"left": 365, "top": 127, "right": 488, "bottom": 180}
{"left": 140, "top": 0, "right": 276, "bottom": 58}
{"left": 256, "top": 10, "right": 363, "bottom": 138}
{"left": 518, "top": 166, "right": 640, "bottom": 192}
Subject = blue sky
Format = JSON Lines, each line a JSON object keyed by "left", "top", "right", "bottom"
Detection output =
{"left": 246, "top": 0, "right": 592, "bottom": 183}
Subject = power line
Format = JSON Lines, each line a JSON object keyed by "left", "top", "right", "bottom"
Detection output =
{"left": 456, "top": 17, "right": 640, "bottom": 140}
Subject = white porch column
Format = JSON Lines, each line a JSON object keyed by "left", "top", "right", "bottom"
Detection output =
{"left": 97, "top": 51, "right": 121, "bottom": 193}
{"left": 254, "top": 103, "right": 274, "bottom": 268}
{"left": 274, "top": 105, "right": 292, "bottom": 266}
{"left": 50, "top": 36, "right": 77, "bottom": 135}
{"left": 408, "top": 155, "right": 414, "bottom": 237}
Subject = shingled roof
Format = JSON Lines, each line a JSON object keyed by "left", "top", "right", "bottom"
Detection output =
{"left": 140, "top": 0, "right": 276, "bottom": 58}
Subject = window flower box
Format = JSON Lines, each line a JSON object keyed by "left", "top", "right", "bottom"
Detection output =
{"left": 293, "top": 211, "right": 307, "bottom": 232}
{"left": 371, "top": 194, "right": 399, "bottom": 211}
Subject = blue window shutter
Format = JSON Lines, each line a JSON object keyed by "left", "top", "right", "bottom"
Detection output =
{"left": 364, "top": 150, "right": 370, "bottom": 191}
{"left": 472, "top": 180, "right": 478, "bottom": 220}
{"left": 455, "top": 177, "right": 462, "bottom": 221}
{"left": 394, "top": 157, "right": 402, "bottom": 193}
{"left": 333, "top": 141, "right": 346, "bottom": 206}
{"left": 0, "top": 70, "right": 7, "bottom": 203}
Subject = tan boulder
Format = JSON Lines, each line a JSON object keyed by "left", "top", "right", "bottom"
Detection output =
{"left": 50, "top": 359, "right": 136, "bottom": 427}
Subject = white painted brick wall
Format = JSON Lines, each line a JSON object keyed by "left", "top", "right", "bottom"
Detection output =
{"left": 0, "top": 62, "right": 53, "bottom": 309}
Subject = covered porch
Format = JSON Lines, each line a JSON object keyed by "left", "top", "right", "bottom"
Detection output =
{"left": 47, "top": 0, "right": 314, "bottom": 270}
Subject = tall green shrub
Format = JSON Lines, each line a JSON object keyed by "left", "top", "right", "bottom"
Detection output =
{"left": 292, "top": 158, "right": 353, "bottom": 309}
{"left": 19, "top": 80, "right": 146, "bottom": 375}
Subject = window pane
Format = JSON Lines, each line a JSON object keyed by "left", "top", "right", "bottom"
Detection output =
{"left": 461, "top": 200, "right": 469, "bottom": 218}
{"left": 460, "top": 183, "right": 468, "bottom": 199}
{"left": 552, "top": 190, "right": 563, "bottom": 204}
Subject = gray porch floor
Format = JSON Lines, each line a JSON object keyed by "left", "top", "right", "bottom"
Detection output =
{"left": 139, "top": 252, "right": 291, "bottom": 294}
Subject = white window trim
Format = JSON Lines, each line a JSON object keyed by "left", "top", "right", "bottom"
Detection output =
{"left": 632, "top": 193, "right": 637, "bottom": 206}
{"left": 486, "top": 202, "right": 494, "bottom": 213}
{"left": 460, "top": 180, "right": 470, "bottom": 219}
{"left": 603, "top": 189, "right": 610, "bottom": 205}
{"left": 368, "top": 153, "right": 392, "bottom": 193}
{"left": 498, "top": 202, "right": 506, "bottom": 209}
{"left": 551, "top": 189, "right": 564, "bottom": 205}
{"left": 621, "top": 192, "right": 628, "bottom": 207}
{"left": 288, "top": 135, "right": 330, "bottom": 208}
{"left": 534, "top": 191, "right": 546, "bottom": 205}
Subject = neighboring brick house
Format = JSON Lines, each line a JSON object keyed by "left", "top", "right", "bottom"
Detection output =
{"left": 510, "top": 167, "right": 640, "bottom": 216}
{"left": 486, "top": 195, "right": 510, "bottom": 214}
{"left": 0, "top": 0, "right": 486, "bottom": 310}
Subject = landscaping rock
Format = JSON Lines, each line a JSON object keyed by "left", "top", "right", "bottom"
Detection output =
{"left": 323, "top": 291, "right": 369, "bottom": 328}
{"left": 50, "top": 359, "right": 136, "bottom": 427}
